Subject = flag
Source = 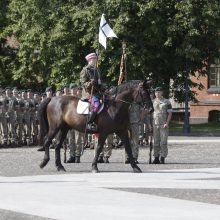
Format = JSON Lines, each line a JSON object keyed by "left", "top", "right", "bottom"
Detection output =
{"left": 118, "top": 52, "right": 127, "bottom": 85}
{"left": 99, "top": 14, "right": 117, "bottom": 49}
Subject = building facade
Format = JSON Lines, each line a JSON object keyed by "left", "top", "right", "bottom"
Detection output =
{"left": 190, "top": 59, "right": 220, "bottom": 124}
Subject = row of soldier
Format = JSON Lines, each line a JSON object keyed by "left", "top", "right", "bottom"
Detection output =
{"left": 0, "top": 83, "right": 171, "bottom": 165}
{"left": 0, "top": 84, "right": 82, "bottom": 147}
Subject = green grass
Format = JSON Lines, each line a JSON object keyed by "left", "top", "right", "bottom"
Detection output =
{"left": 170, "top": 121, "right": 220, "bottom": 132}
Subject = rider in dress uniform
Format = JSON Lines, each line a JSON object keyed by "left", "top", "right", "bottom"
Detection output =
{"left": 80, "top": 52, "right": 103, "bottom": 131}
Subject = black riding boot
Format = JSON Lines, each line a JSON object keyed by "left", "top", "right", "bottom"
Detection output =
{"left": 87, "top": 111, "right": 97, "bottom": 131}
{"left": 160, "top": 157, "right": 165, "bottom": 164}
{"left": 153, "top": 157, "right": 160, "bottom": 164}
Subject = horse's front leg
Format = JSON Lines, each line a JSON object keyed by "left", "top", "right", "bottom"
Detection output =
{"left": 92, "top": 134, "right": 107, "bottom": 173}
{"left": 118, "top": 131, "right": 142, "bottom": 173}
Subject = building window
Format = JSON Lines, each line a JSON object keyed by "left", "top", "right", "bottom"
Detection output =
{"left": 209, "top": 58, "right": 220, "bottom": 88}
{"left": 208, "top": 58, "right": 220, "bottom": 93}
{"left": 209, "top": 110, "right": 220, "bottom": 122}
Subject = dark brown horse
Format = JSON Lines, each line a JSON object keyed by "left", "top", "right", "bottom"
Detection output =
{"left": 38, "top": 80, "right": 153, "bottom": 173}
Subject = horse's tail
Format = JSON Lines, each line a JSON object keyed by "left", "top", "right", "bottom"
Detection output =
{"left": 38, "top": 98, "right": 51, "bottom": 145}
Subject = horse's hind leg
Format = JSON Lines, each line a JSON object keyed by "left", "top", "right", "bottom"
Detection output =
{"left": 55, "top": 128, "right": 68, "bottom": 172}
{"left": 92, "top": 134, "right": 107, "bottom": 173}
{"left": 118, "top": 131, "right": 142, "bottom": 173}
{"left": 40, "top": 127, "right": 59, "bottom": 169}
{"left": 39, "top": 136, "right": 52, "bottom": 168}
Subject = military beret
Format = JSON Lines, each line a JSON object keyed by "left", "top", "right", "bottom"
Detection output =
{"left": 85, "top": 52, "right": 97, "bottom": 61}
{"left": 5, "top": 87, "right": 11, "bottom": 90}
{"left": 69, "top": 83, "right": 77, "bottom": 89}
{"left": 27, "top": 89, "right": 32, "bottom": 92}
{"left": 154, "top": 86, "right": 163, "bottom": 92}
{"left": 45, "top": 87, "right": 53, "bottom": 92}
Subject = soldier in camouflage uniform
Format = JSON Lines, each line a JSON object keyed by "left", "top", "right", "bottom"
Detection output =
{"left": 33, "top": 92, "right": 40, "bottom": 145}
{"left": 23, "top": 89, "right": 34, "bottom": 146}
{"left": 6, "top": 87, "right": 17, "bottom": 147}
{"left": 152, "top": 87, "right": 172, "bottom": 164}
{"left": 125, "top": 103, "right": 142, "bottom": 164}
{"left": 66, "top": 83, "right": 84, "bottom": 163}
{"left": 0, "top": 86, "right": 8, "bottom": 146}
{"left": 16, "top": 90, "right": 25, "bottom": 146}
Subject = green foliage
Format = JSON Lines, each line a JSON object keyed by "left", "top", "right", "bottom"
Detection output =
{"left": 0, "top": 0, "right": 220, "bottom": 96}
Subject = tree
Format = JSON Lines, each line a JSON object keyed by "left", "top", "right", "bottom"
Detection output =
{"left": 1, "top": 0, "right": 220, "bottom": 99}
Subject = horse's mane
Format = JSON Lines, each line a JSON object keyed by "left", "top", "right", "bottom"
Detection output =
{"left": 108, "top": 80, "right": 142, "bottom": 95}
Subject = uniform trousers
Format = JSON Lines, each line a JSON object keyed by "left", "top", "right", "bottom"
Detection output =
{"left": 153, "top": 124, "right": 169, "bottom": 158}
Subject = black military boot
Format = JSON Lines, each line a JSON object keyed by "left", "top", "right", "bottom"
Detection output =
{"left": 75, "top": 156, "right": 80, "bottom": 163}
{"left": 87, "top": 111, "right": 97, "bottom": 132}
{"left": 66, "top": 156, "right": 75, "bottom": 163}
{"left": 153, "top": 157, "right": 160, "bottom": 164}
{"left": 97, "top": 156, "right": 104, "bottom": 163}
{"left": 124, "top": 158, "right": 130, "bottom": 164}
{"left": 103, "top": 157, "right": 109, "bottom": 163}
{"left": 134, "top": 159, "right": 139, "bottom": 164}
{"left": 160, "top": 157, "right": 165, "bottom": 164}
{"left": 37, "top": 147, "right": 45, "bottom": 151}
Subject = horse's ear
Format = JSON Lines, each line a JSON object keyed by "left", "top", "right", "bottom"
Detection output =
{"left": 144, "top": 79, "right": 153, "bottom": 88}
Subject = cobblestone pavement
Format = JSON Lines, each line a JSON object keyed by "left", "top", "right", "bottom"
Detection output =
{"left": 0, "top": 136, "right": 220, "bottom": 220}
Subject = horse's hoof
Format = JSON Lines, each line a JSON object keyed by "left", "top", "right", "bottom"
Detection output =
{"left": 133, "top": 166, "right": 142, "bottom": 173}
{"left": 39, "top": 160, "right": 48, "bottom": 169}
{"left": 57, "top": 166, "right": 66, "bottom": 172}
{"left": 92, "top": 168, "right": 99, "bottom": 173}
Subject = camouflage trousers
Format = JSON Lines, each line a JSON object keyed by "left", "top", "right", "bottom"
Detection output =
{"left": 16, "top": 113, "right": 25, "bottom": 144}
{"left": 153, "top": 124, "right": 169, "bottom": 158}
{"left": 0, "top": 114, "right": 8, "bottom": 143}
{"left": 125, "top": 123, "right": 140, "bottom": 160}
{"left": 7, "top": 111, "right": 17, "bottom": 142}
{"left": 98, "top": 134, "right": 113, "bottom": 158}
{"left": 67, "top": 129, "right": 83, "bottom": 157}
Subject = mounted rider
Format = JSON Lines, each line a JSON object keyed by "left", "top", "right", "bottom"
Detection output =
{"left": 80, "top": 52, "right": 102, "bottom": 131}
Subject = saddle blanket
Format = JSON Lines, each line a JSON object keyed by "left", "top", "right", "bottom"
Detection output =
{"left": 76, "top": 100, "right": 104, "bottom": 115}
{"left": 77, "top": 100, "right": 89, "bottom": 114}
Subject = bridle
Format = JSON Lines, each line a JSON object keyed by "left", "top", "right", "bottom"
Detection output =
{"left": 115, "top": 86, "right": 152, "bottom": 110}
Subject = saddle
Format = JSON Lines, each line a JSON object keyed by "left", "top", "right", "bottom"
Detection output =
{"left": 76, "top": 99, "right": 104, "bottom": 115}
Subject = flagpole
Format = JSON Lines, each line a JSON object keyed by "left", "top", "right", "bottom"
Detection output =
{"left": 118, "top": 41, "right": 127, "bottom": 85}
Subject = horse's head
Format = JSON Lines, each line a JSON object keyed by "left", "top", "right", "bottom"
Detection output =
{"left": 134, "top": 80, "right": 154, "bottom": 113}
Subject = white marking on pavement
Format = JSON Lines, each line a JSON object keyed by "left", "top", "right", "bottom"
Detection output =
{"left": 168, "top": 139, "right": 220, "bottom": 143}
{"left": 0, "top": 168, "right": 220, "bottom": 220}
